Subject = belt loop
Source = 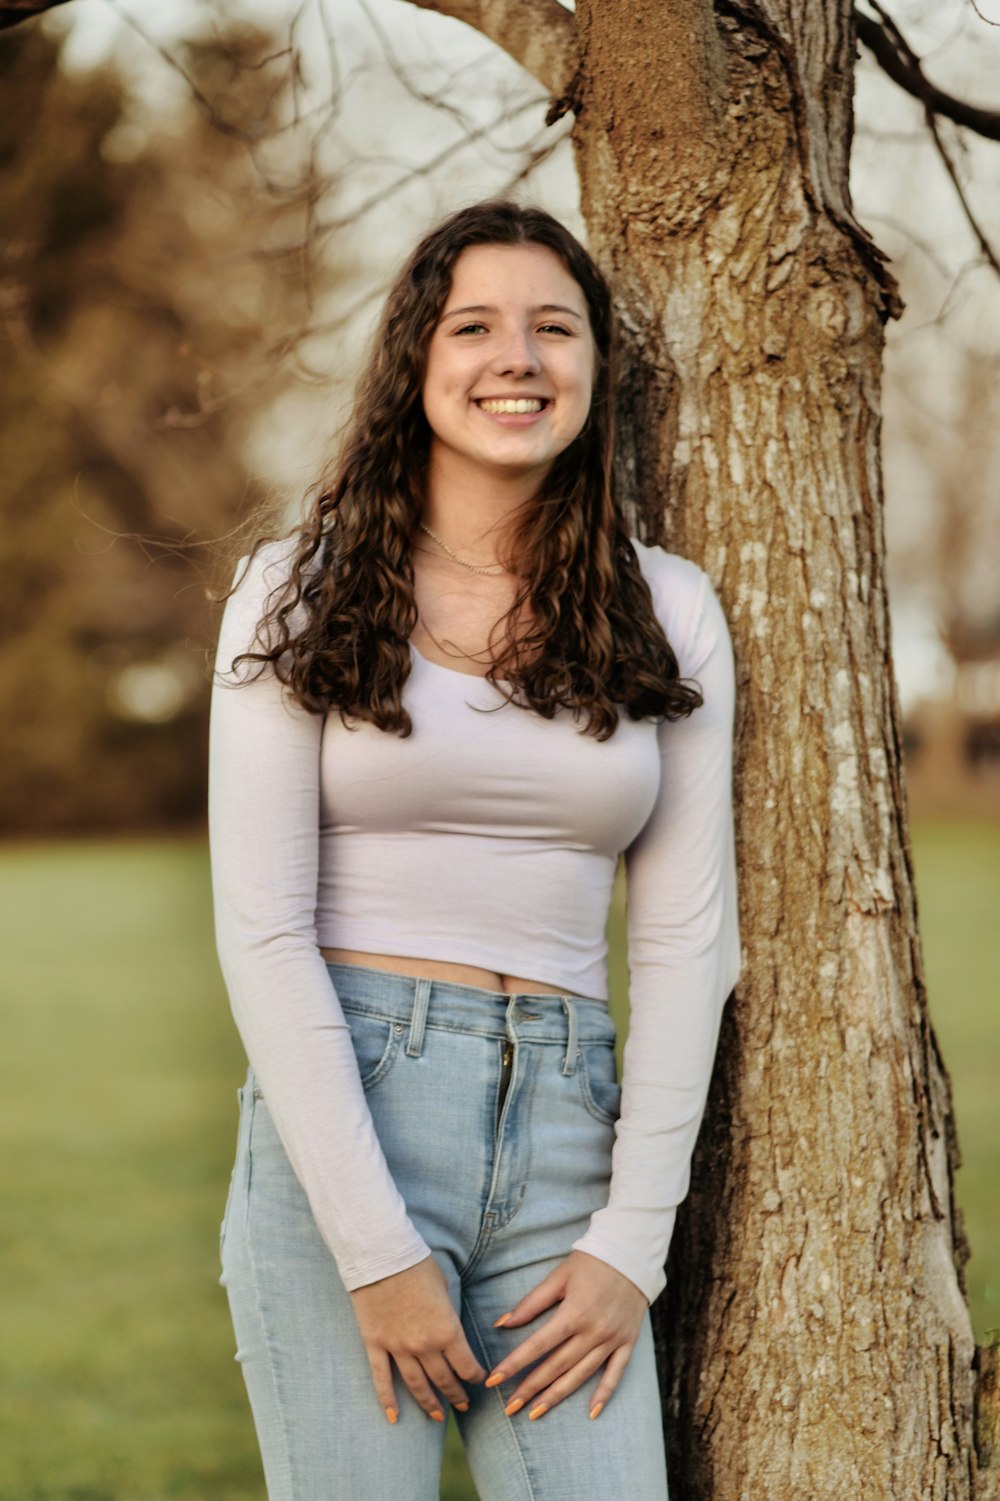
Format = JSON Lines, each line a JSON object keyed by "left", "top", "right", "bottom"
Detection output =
{"left": 407, "top": 978, "right": 431, "bottom": 1058}
{"left": 561, "top": 996, "right": 579, "bottom": 1076}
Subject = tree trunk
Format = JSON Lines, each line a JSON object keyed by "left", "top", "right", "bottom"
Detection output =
{"left": 406, "top": 0, "right": 987, "bottom": 1496}
{"left": 572, "top": 4, "right": 980, "bottom": 1497}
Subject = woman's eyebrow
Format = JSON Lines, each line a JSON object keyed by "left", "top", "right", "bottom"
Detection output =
{"left": 441, "top": 303, "right": 585, "bottom": 321}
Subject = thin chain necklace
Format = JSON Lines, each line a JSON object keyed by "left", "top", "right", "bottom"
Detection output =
{"left": 418, "top": 521, "right": 509, "bottom": 576}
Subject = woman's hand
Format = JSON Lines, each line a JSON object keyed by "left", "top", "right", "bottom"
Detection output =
{"left": 485, "top": 1250, "right": 648, "bottom": 1421}
{"left": 350, "top": 1254, "right": 487, "bottom": 1424}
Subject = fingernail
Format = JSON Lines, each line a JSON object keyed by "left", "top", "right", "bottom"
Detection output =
{"left": 484, "top": 1371, "right": 506, "bottom": 1389}
{"left": 385, "top": 1407, "right": 398, "bottom": 1424}
{"left": 528, "top": 1402, "right": 548, "bottom": 1421}
{"left": 454, "top": 1401, "right": 469, "bottom": 1413}
{"left": 494, "top": 1312, "right": 512, "bottom": 1327}
{"left": 504, "top": 1397, "right": 525, "bottom": 1417}
{"left": 590, "top": 1402, "right": 604, "bottom": 1420}
{"left": 430, "top": 1409, "right": 445, "bottom": 1423}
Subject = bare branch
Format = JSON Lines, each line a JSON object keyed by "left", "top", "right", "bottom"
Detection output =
{"left": 969, "top": 0, "right": 1000, "bottom": 28}
{"left": 313, "top": 95, "right": 549, "bottom": 242}
{"left": 399, "top": 0, "right": 578, "bottom": 97}
{"left": 356, "top": 0, "right": 497, "bottom": 138}
{"left": 922, "top": 107, "right": 1000, "bottom": 279}
{"left": 855, "top": 3, "right": 1000, "bottom": 142}
{"left": 103, "top": 1, "right": 268, "bottom": 143}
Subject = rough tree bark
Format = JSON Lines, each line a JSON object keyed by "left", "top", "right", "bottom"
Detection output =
{"left": 403, "top": 2, "right": 988, "bottom": 1498}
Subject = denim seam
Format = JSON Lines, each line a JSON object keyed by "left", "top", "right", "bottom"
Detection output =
{"left": 460, "top": 1223, "right": 493, "bottom": 1282}
{"left": 359, "top": 1028, "right": 403, "bottom": 1091}
{"left": 462, "top": 1296, "right": 540, "bottom": 1501}
{"left": 243, "top": 1090, "right": 296, "bottom": 1500}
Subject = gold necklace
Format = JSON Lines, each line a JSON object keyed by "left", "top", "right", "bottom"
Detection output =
{"left": 418, "top": 522, "right": 509, "bottom": 576}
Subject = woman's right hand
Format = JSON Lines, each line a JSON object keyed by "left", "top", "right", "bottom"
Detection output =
{"left": 350, "top": 1254, "right": 486, "bottom": 1423}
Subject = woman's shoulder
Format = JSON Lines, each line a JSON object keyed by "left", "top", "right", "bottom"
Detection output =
{"left": 629, "top": 536, "right": 706, "bottom": 596}
{"left": 628, "top": 536, "right": 713, "bottom": 655}
{"left": 215, "top": 534, "right": 309, "bottom": 673}
{"left": 221, "top": 533, "right": 315, "bottom": 632}
{"left": 228, "top": 533, "right": 302, "bottom": 598}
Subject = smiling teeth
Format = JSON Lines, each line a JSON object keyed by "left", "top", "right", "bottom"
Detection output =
{"left": 479, "top": 398, "right": 545, "bottom": 415}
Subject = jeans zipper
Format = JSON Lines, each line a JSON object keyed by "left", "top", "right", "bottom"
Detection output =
{"left": 497, "top": 1041, "right": 513, "bottom": 1129}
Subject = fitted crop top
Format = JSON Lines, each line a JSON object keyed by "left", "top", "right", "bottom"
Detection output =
{"left": 208, "top": 535, "right": 741, "bottom": 1304}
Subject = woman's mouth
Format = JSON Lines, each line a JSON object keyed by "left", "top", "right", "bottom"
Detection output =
{"left": 475, "top": 397, "right": 549, "bottom": 416}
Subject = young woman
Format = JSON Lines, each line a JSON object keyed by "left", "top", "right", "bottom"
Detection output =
{"left": 209, "top": 199, "right": 740, "bottom": 1501}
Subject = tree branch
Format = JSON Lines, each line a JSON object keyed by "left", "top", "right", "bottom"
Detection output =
{"left": 922, "top": 106, "right": 1000, "bottom": 278}
{"left": 855, "top": 3, "right": 1000, "bottom": 142}
{"left": 398, "top": 0, "right": 578, "bottom": 99}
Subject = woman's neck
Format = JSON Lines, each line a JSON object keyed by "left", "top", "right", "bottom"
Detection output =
{"left": 422, "top": 450, "right": 543, "bottom": 561}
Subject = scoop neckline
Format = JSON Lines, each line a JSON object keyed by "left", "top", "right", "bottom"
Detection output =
{"left": 408, "top": 641, "right": 510, "bottom": 685}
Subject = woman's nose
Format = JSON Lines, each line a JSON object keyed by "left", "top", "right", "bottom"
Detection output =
{"left": 490, "top": 329, "right": 541, "bottom": 377}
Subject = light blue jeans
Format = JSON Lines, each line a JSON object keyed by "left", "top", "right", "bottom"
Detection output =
{"left": 219, "top": 962, "right": 669, "bottom": 1500}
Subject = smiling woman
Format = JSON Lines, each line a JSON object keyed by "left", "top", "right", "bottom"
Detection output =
{"left": 208, "top": 200, "right": 739, "bottom": 1501}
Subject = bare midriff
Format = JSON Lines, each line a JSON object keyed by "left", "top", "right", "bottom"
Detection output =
{"left": 319, "top": 947, "right": 571, "bottom": 997}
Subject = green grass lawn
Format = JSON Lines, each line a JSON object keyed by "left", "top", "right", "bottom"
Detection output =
{"left": 0, "top": 823, "right": 996, "bottom": 1499}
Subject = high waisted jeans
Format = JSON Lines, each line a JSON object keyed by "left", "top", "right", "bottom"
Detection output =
{"left": 219, "top": 962, "right": 669, "bottom": 1500}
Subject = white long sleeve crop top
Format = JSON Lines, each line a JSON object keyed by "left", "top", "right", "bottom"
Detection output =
{"left": 208, "top": 535, "right": 741, "bottom": 1305}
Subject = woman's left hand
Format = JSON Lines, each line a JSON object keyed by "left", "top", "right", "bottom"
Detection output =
{"left": 484, "top": 1250, "right": 648, "bottom": 1421}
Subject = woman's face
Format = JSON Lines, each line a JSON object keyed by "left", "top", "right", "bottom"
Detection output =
{"left": 421, "top": 242, "right": 595, "bottom": 489}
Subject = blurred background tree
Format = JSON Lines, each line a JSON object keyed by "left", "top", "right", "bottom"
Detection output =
{"left": 0, "top": 17, "right": 336, "bottom": 834}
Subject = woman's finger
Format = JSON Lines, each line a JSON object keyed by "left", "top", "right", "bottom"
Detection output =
{"left": 442, "top": 1331, "right": 487, "bottom": 1385}
{"left": 421, "top": 1352, "right": 471, "bottom": 1413}
{"left": 394, "top": 1353, "right": 448, "bottom": 1422}
{"left": 487, "top": 1309, "right": 576, "bottom": 1385}
{"left": 502, "top": 1334, "right": 611, "bottom": 1413}
{"left": 583, "top": 1341, "right": 634, "bottom": 1420}
{"left": 494, "top": 1264, "right": 568, "bottom": 1329}
{"left": 518, "top": 1341, "right": 615, "bottom": 1419}
{"left": 364, "top": 1345, "right": 400, "bottom": 1424}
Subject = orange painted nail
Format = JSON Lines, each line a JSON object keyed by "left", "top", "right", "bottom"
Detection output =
{"left": 528, "top": 1402, "right": 549, "bottom": 1421}
{"left": 430, "top": 1409, "right": 445, "bottom": 1423}
{"left": 590, "top": 1402, "right": 604, "bottom": 1420}
{"left": 494, "top": 1312, "right": 512, "bottom": 1327}
{"left": 454, "top": 1401, "right": 469, "bottom": 1413}
{"left": 484, "top": 1371, "right": 506, "bottom": 1389}
{"left": 504, "top": 1397, "right": 525, "bottom": 1417}
{"left": 385, "top": 1407, "right": 398, "bottom": 1425}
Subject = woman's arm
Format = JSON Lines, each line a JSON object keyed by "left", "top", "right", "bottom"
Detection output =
{"left": 571, "top": 556, "right": 741, "bottom": 1304}
{"left": 209, "top": 544, "right": 432, "bottom": 1289}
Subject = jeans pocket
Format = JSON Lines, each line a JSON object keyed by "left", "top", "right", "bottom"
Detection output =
{"left": 343, "top": 1009, "right": 405, "bottom": 1092}
{"left": 578, "top": 1041, "right": 622, "bottom": 1125}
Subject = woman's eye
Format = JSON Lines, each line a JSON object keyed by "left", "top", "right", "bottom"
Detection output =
{"left": 451, "top": 321, "right": 573, "bottom": 337}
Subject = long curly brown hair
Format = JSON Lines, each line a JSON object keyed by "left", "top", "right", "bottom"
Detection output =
{"left": 229, "top": 200, "right": 702, "bottom": 739}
